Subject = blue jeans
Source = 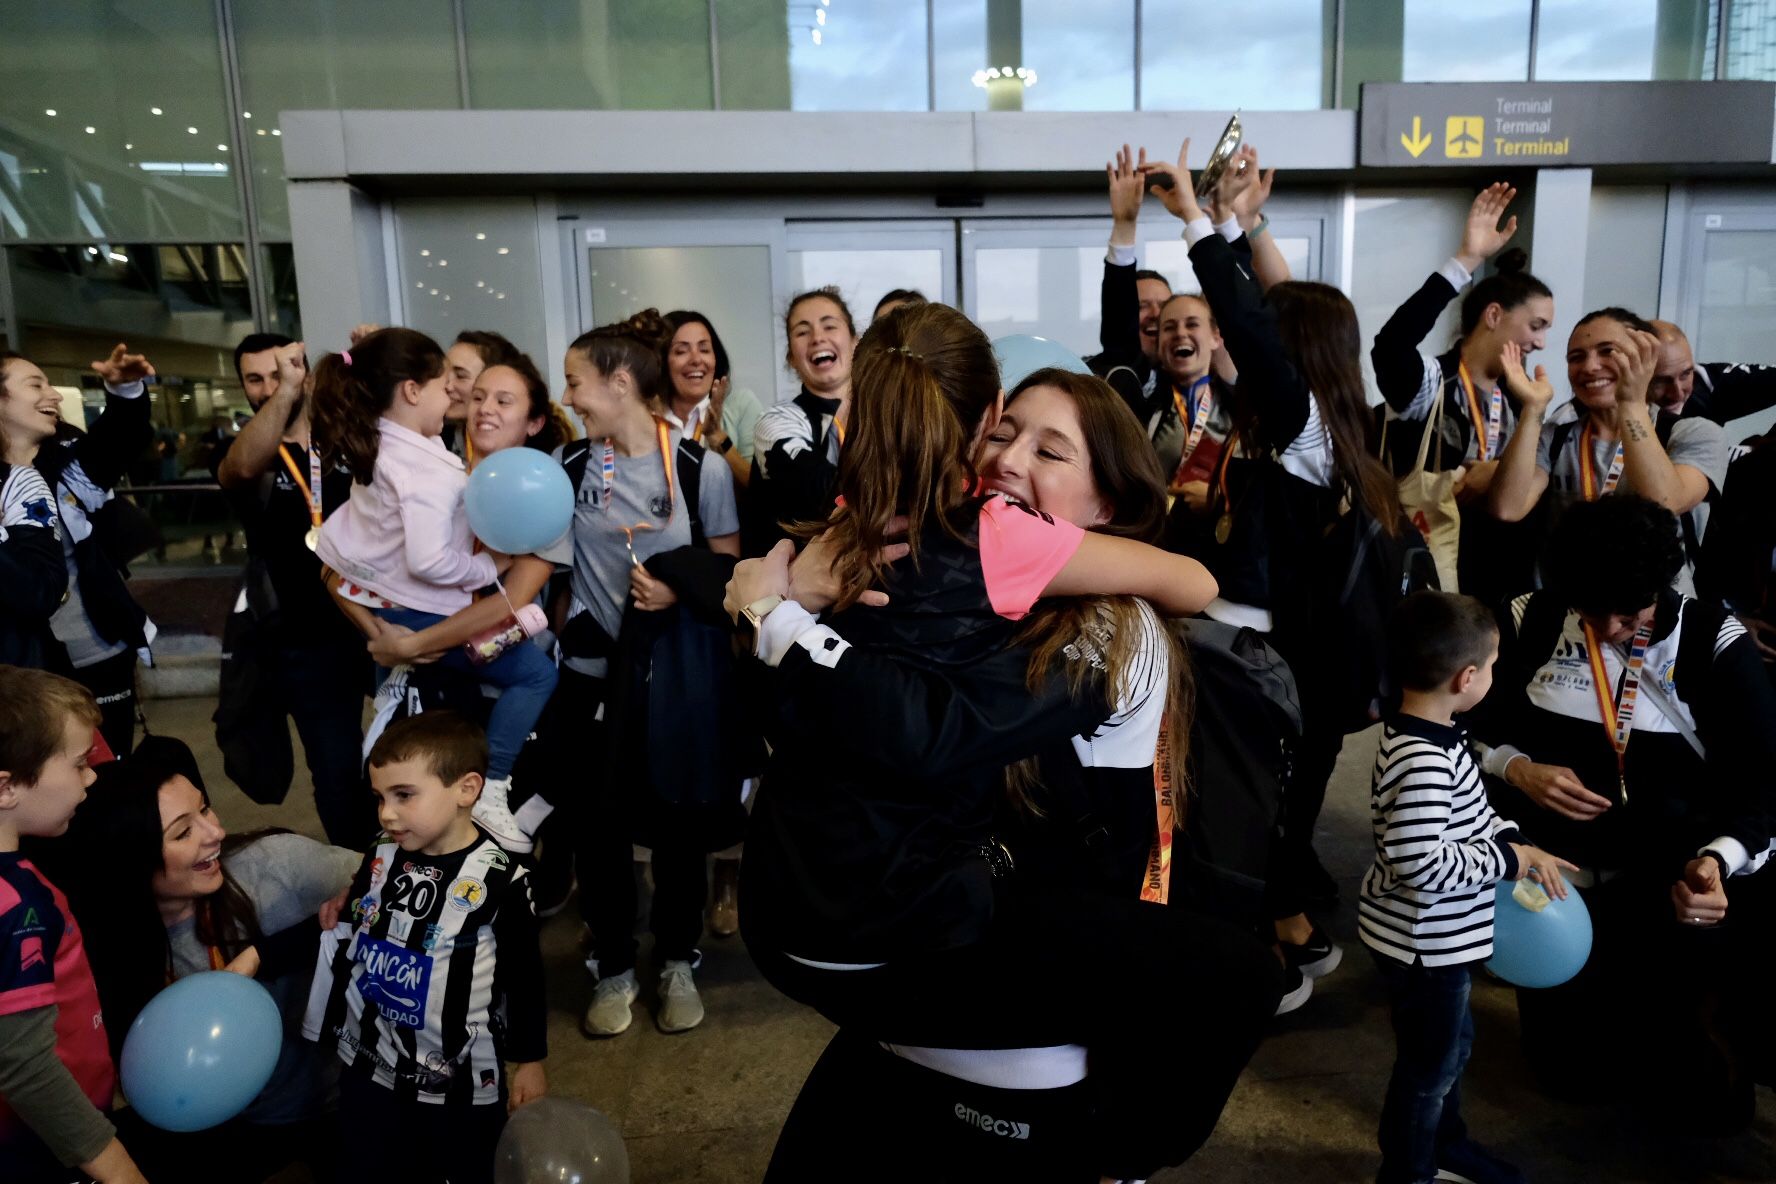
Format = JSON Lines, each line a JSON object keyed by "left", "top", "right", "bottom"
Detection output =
{"left": 374, "top": 607, "right": 557, "bottom": 781}
{"left": 1371, "top": 952, "right": 1474, "bottom": 1184}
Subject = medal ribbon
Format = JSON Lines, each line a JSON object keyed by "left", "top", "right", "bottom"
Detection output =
{"left": 1456, "top": 361, "right": 1503, "bottom": 462}
{"left": 277, "top": 443, "right": 323, "bottom": 533}
{"left": 603, "top": 418, "right": 675, "bottom": 562}
{"left": 1141, "top": 714, "right": 1178, "bottom": 904}
{"left": 1169, "top": 377, "right": 1216, "bottom": 485}
{"left": 1581, "top": 619, "right": 1651, "bottom": 803}
{"left": 1577, "top": 420, "right": 1625, "bottom": 500}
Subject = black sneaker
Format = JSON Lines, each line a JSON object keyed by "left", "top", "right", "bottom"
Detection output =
{"left": 1281, "top": 925, "right": 1343, "bottom": 980}
{"left": 1436, "top": 1139, "right": 1526, "bottom": 1184}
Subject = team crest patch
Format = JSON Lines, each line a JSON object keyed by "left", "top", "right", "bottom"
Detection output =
{"left": 648, "top": 493, "right": 673, "bottom": 517}
{"left": 448, "top": 877, "right": 486, "bottom": 911}
{"left": 484, "top": 847, "right": 510, "bottom": 873}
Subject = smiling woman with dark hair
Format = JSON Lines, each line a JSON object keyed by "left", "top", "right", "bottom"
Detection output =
{"left": 1470, "top": 494, "right": 1776, "bottom": 1128}
{"left": 58, "top": 737, "right": 357, "bottom": 1180}
{"left": 663, "top": 309, "right": 763, "bottom": 489}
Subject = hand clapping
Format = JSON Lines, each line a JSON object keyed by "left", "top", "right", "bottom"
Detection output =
{"left": 89, "top": 343, "right": 154, "bottom": 386}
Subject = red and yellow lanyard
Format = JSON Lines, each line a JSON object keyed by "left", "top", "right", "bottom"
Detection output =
{"left": 1169, "top": 377, "right": 1216, "bottom": 484}
{"left": 603, "top": 417, "right": 675, "bottom": 562}
{"left": 277, "top": 443, "right": 323, "bottom": 546}
{"left": 1581, "top": 619, "right": 1651, "bottom": 803}
{"left": 1456, "top": 361, "right": 1503, "bottom": 462}
{"left": 1577, "top": 420, "right": 1625, "bottom": 500}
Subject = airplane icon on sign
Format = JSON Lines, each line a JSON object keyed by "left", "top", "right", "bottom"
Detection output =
{"left": 1445, "top": 116, "right": 1484, "bottom": 158}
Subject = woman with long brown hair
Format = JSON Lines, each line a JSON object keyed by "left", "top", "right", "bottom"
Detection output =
{"left": 725, "top": 303, "right": 1280, "bottom": 1181}
{"left": 1144, "top": 141, "right": 1406, "bottom": 1007}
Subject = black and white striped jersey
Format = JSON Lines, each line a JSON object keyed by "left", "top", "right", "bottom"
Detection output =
{"left": 1359, "top": 715, "right": 1520, "bottom": 967}
{"left": 302, "top": 832, "right": 545, "bottom": 1105}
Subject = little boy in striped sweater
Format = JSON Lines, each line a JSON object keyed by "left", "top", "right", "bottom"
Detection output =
{"left": 1360, "top": 592, "right": 1573, "bottom": 1184}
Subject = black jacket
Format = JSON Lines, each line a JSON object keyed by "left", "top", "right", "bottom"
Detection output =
{"left": 1697, "top": 439, "right": 1776, "bottom": 617}
{"left": 745, "top": 387, "right": 841, "bottom": 556}
{"left": 33, "top": 383, "right": 155, "bottom": 655}
{"left": 0, "top": 463, "right": 69, "bottom": 667}
{"left": 1680, "top": 361, "right": 1776, "bottom": 429}
{"left": 1087, "top": 255, "right": 1158, "bottom": 422}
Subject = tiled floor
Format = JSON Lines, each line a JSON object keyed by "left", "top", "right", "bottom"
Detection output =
{"left": 142, "top": 697, "right": 1775, "bottom": 1183}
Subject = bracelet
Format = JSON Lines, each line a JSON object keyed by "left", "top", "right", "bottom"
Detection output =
{"left": 1251, "top": 213, "right": 1271, "bottom": 241}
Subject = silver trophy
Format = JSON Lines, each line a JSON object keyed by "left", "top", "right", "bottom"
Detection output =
{"left": 1194, "top": 112, "right": 1244, "bottom": 199}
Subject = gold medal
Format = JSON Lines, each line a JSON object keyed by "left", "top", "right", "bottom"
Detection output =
{"left": 1214, "top": 512, "right": 1232, "bottom": 545}
{"left": 304, "top": 526, "right": 320, "bottom": 551}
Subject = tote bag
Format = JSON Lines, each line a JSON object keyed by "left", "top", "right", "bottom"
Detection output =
{"left": 1384, "top": 388, "right": 1461, "bottom": 593}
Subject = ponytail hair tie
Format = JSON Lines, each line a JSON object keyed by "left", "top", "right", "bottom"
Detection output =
{"left": 892, "top": 345, "right": 924, "bottom": 361}
{"left": 340, "top": 350, "right": 353, "bottom": 367}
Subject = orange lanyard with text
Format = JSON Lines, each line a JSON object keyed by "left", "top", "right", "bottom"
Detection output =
{"left": 277, "top": 443, "right": 323, "bottom": 550}
{"left": 1581, "top": 619, "right": 1651, "bottom": 802}
{"left": 1171, "top": 377, "right": 1215, "bottom": 477}
{"left": 1140, "top": 715, "right": 1178, "bottom": 904}
{"left": 1456, "top": 361, "right": 1502, "bottom": 461}
{"left": 1577, "top": 420, "right": 1624, "bottom": 500}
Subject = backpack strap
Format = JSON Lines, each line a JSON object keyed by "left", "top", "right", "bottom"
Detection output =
{"left": 1513, "top": 590, "right": 1568, "bottom": 685}
{"left": 561, "top": 439, "right": 594, "bottom": 492}
{"left": 676, "top": 439, "right": 706, "bottom": 549}
{"left": 1654, "top": 411, "right": 1707, "bottom": 570}
{"left": 1549, "top": 417, "right": 1579, "bottom": 473}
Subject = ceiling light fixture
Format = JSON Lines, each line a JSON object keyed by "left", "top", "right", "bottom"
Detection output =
{"left": 972, "top": 65, "right": 1037, "bottom": 89}
{"left": 150, "top": 107, "right": 162, "bottom": 115}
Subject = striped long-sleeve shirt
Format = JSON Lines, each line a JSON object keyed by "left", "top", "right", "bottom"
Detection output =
{"left": 1359, "top": 714, "right": 1522, "bottom": 967}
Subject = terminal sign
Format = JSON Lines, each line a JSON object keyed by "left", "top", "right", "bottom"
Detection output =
{"left": 1361, "top": 81, "right": 1776, "bottom": 168}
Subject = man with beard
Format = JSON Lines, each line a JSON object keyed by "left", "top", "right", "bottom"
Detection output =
{"left": 212, "top": 334, "right": 371, "bottom": 845}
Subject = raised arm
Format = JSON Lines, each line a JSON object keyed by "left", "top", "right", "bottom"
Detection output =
{"left": 65, "top": 344, "right": 156, "bottom": 493}
{"left": 1611, "top": 329, "right": 1712, "bottom": 513}
{"left": 218, "top": 343, "right": 306, "bottom": 489}
{"left": 1208, "top": 145, "right": 1290, "bottom": 292}
{"left": 1487, "top": 343, "right": 1552, "bottom": 522}
{"left": 1098, "top": 144, "right": 1150, "bottom": 369}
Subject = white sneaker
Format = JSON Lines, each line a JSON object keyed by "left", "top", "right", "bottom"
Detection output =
{"left": 1275, "top": 967, "right": 1313, "bottom": 1017}
{"left": 582, "top": 969, "right": 639, "bottom": 1037}
{"left": 472, "top": 776, "right": 532, "bottom": 853}
{"left": 656, "top": 960, "right": 705, "bottom": 1034}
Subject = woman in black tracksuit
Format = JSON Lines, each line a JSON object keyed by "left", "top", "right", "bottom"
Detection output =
{"left": 0, "top": 346, "right": 157, "bottom": 753}
{"left": 1370, "top": 183, "right": 1554, "bottom": 607}
{"left": 728, "top": 303, "right": 1280, "bottom": 1182}
{"left": 1470, "top": 495, "right": 1776, "bottom": 1128}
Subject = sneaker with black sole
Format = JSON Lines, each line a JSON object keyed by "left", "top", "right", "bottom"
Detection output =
{"left": 1282, "top": 925, "right": 1343, "bottom": 980}
{"left": 1436, "top": 1139, "right": 1527, "bottom": 1184}
{"left": 1275, "top": 966, "right": 1313, "bottom": 1016}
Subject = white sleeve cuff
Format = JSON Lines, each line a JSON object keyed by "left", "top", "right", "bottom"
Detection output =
{"left": 1476, "top": 743, "right": 1527, "bottom": 780}
{"left": 756, "top": 600, "right": 818, "bottom": 666}
{"left": 1437, "top": 257, "right": 1474, "bottom": 292}
{"left": 1701, "top": 837, "right": 1751, "bottom": 877}
{"left": 1181, "top": 216, "right": 1216, "bottom": 248}
{"left": 1214, "top": 215, "right": 1244, "bottom": 243}
{"left": 1106, "top": 242, "right": 1137, "bottom": 267}
{"left": 104, "top": 379, "right": 147, "bottom": 399}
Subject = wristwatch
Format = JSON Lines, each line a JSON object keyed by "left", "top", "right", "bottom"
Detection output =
{"left": 737, "top": 593, "right": 783, "bottom": 649}
{"left": 716, "top": 434, "right": 734, "bottom": 454}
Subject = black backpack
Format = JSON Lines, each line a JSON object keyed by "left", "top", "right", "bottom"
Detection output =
{"left": 1173, "top": 618, "right": 1301, "bottom": 924}
{"left": 1313, "top": 504, "right": 1440, "bottom": 734}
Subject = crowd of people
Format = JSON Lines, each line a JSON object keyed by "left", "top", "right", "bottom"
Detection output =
{"left": 1, "top": 137, "right": 1774, "bottom": 1184}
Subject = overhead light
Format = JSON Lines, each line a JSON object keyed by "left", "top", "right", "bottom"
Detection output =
{"left": 137, "top": 161, "right": 230, "bottom": 174}
{"left": 187, "top": 126, "right": 198, "bottom": 134}
{"left": 124, "top": 143, "right": 132, "bottom": 150}
{"left": 475, "top": 232, "right": 486, "bottom": 240}
{"left": 816, "top": 8, "right": 825, "bottom": 25}
{"left": 443, "top": 295, "right": 451, "bottom": 301}
{"left": 972, "top": 65, "right": 1037, "bottom": 88}
{"left": 86, "top": 246, "right": 98, "bottom": 256}
{"left": 438, "top": 259, "right": 447, "bottom": 267}
{"left": 84, "top": 126, "right": 96, "bottom": 134}
{"left": 271, "top": 128, "right": 281, "bottom": 136}
{"left": 811, "top": 28, "right": 822, "bottom": 45}
{"left": 256, "top": 128, "right": 266, "bottom": 135}
{"left": 497, "top": 247, "right": 509, "bottom": 255}
{"left": 44, "top": 109, "right": 56, "bottom": 116}
{"left": 108, "top": 251, "right": 128, "bottom": 263}
{"left": 217, "top": 144, "right": 227, "bottom": 151}
{"left": 429, "top": 288, "right": 439, "bottom": 295}
{"left": 242, "top": 111, "right": 251, "bottom": 119}
{"left": 416, "top": 281, "right": 424, "bottom": 288}
{"left": 150, "top": 106, "right": 162, "bottom": 115}
{"left": 476, "top": 281, "right": 484, "bottom": 287}
{"left": 419, "top": 249, "right": 430, "bottom": 257}
{"left": 496, "top": 293, "right": 505, "bottom": 300}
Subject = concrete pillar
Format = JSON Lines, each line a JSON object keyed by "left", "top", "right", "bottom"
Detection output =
{"left": 287, "top": 180, "right": 390, "bottom": 353}
{"left": 985, "top": 0, "right": 1024, "bottom": 112}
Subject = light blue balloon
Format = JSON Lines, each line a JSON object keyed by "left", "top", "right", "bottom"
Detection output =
{"left": 992, "top": 334, "right": 1090, "bottom": 392}
{"left": 465, "top": 448, "right": 575, "bottom": 555}
{"left": 1486, "top": 879, "right": 1593, "bottom": 989}
{"left": 120, "top": 971, "right": 283, "bottom": 1132}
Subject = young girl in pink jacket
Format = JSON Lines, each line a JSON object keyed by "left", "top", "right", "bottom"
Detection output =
{"left": 311, "top": 327, "right": 556, "bottom": 835}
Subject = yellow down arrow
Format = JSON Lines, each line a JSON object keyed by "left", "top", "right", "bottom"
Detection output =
{"left": 1400, "top": 116, "right": 1432, "bottom": 158}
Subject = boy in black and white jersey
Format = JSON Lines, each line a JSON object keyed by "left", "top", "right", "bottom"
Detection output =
{"left": 303, "top": 712, "right": 545, "bottom": 1184}
{"left": 1360, "top": 592, "right": 1573, "bottom": 1184}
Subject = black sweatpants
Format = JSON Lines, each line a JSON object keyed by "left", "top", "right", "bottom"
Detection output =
{"left": 71, "top": 649, "right": 138, "bottom": 757}
{"left": 335, "top": 1069, "right": 505, "bottom": 1184}
{"left": 748, "top": 882, "right": 1282, "bottom": 1180}
{"left": 543, "top": 666, "right": 707, "bottom": 976}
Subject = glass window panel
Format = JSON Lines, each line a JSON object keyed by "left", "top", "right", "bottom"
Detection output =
{"left": 1141, "top": 1, "right": 1325, "bottom": 111}
{"left": 463, "top": 0, "right": 712, "bottom": 110}
{"left": 1583, "top": 185, "right": 1666, "bottom": 316}
{"left": 1697, "top": 227, "right": 1776, "bottom": 438}
{"left": 1402, "top": 0, "right": 1531, "bottom": 81}
{"left": 9, "top": 243, "right": 252, "bottom": 352}
{"left": 935, "top": 0, "right": 1133, "bottom": 111}
{"left": 973, "top": 245, "right": 1099, "bottom": 359}
{"left": 1725, "top": 0, "right": 1776, "bottom": 79}
{"left": 0, "top": 1, "right": 242, "bottom": 241}
{"left": 789, "top": 249, "right": 945, "bottom": 322}
{"left": 261, "top": 243, "right": 302, "bottom": 339}
{"left": 1350, "top": 190, "right": 1474, "bottom": 405}
{"left": 781, "top": 0, "right": 929, "bottom": 111}
{"left": 713, "top": 0, "right": 791, "bottom": 109}
{"left": 583, "top": 244, "right": 779, "bottom": 405}
{"left": 1535, "top": 0, "right": 1715, "bottom": 81}
{"left": 235, "top": 1, "right": 460, "bottom": 240}
{"left": 394, "top": 199, "right": 547, "bottom": 368}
